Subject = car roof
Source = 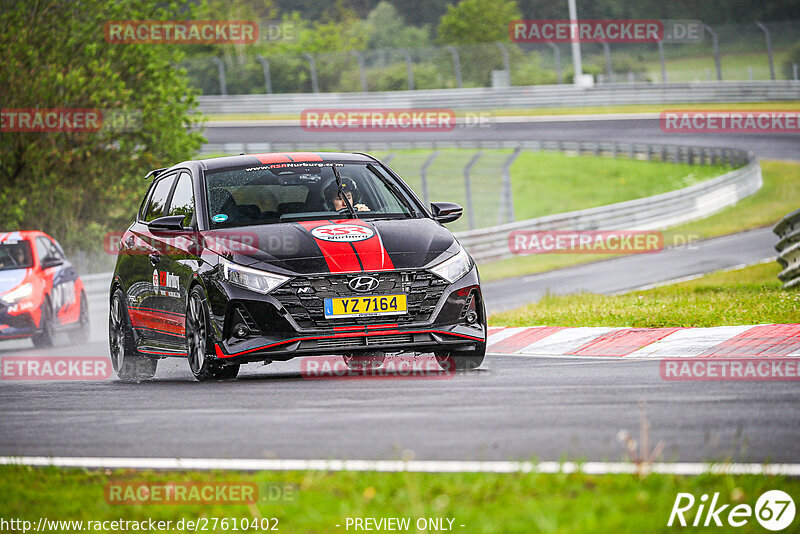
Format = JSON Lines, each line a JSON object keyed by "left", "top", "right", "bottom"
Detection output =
{"left": 191, "top": 152, "right": 378, "bottom": 172}
{"left": 0, "top": 230, "right": 49, "bottom": 243}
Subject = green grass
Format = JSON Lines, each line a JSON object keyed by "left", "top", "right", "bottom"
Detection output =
{"left": 489, "top": 262, "right": 798, "bottom": 328}
{"left": 641, "top": 50, "right": 793, "bottom": 82}
{"left": 2, "top": 466, "right": 799, "bottom": 533}
{"left": 479, "top": 159, "right": 800, "bottom": 282}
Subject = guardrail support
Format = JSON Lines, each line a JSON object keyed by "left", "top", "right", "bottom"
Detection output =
{"left": 546, "top": 43, "right": 563, "bottom": 84}
{"left": 445, "top": 46, "right": 463, "bottom": 88}
{"left": 420, "top": 151, "right": 439, "bottom": 206}
{"left": 350, "top": 51, "right": 368, "bottom": 92}
{"left": 755, "top": 22, "right": 775, "bottom": 81}
{"left": 704, "top": 25, "right": 722, "bottom": 81}
{"left": 657, "top": 41, "right": 667, "bottom": 83}
{"left": 602, "top": 42, "right": 612, "bottom": 82}
{"left": 399, "top": 49, "right": 415, "bottom": 90}
{"left": 499, "top": 147, "right": 521, "bottom": 224}
{"left": 464, "top": 152, "right": 482, "bottom": 230}
{"left": 210, "top": 57, "right": 227, "bottom": 96}
{"left": 302, "top": 52, "right": 319, "bottom": 93}
{"left": 256, "top": 55, "right": 273, "bottom": 94}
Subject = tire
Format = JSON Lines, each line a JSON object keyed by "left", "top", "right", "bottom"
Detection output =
{"left": 435, "top": 343, "right": 486, "bottom": 372}
{"left": 109, "top": 289, "right": 157, "bottom": 382}
{"left": 186, "top": 286, "right": 239, "bottom": 381}
{"left": 32, "top": 298, "right": 55, "bottom": 348}
{"left": 67, "top": 291, "right": 90, "bottom": 344}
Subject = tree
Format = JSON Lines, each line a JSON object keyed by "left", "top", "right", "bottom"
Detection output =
{"left": 437, "top": 0, "right": 522, "bottom": 45}
{"left": 361, "top": 2, "right": 431, "bottom": 49}
{"left": 0, "top": 0, "right": 205, "bottom": 259}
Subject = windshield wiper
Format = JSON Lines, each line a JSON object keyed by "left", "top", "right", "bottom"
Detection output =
{"left": 331, "top": 165, "right": 357, "bottom": 219}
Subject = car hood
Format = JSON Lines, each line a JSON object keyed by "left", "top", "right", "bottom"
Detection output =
{"left": 0, "top": 269, "right": 27, "bottom": 296}
{"left": 203, "top": 218, "right": 459, "bottom": 275}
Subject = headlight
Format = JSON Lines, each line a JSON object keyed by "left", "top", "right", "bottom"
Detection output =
{"left": 1, "top": 282, "right": 33, "bottom": 304}
{"left": 220, "top": 259, "right": 289, "bottom": 294}
{"left": 430, "top": 248, "right": 472, "bottom": 283}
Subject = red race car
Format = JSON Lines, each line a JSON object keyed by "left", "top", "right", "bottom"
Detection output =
{"left": 0, "top": 231, "right": 89, "bottom": 347}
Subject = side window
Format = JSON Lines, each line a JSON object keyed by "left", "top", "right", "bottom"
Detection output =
{"left": 35, "top": 237, "right": 51, "bottom": 264}
{"left": 143, "top": 175, "right": 176, "bottom": 222}
{"left": 48, "top": 238, "right": 65, "bottom": 260}
{"left": 168, "top": 172, "right": 195, "bottom": 228}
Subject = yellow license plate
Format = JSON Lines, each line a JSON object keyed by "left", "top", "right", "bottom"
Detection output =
{"left": 324, "top": 294, "right": 407, "bottom": 319}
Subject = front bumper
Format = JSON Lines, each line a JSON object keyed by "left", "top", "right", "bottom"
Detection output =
{"left": 207, "top": 265, "right": 486, "bottom": 364}
{"left": 0, "top": 305, "right": 38, "bottom": 339}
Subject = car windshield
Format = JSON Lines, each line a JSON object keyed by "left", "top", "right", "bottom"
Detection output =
{"left": 204, "top": 162, "right": 416, "bottom": 228}
{"left": 0, "top": 241, "right": 34, "bottom": 271}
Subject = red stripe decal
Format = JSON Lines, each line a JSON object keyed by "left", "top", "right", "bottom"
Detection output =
{"left": 297, "top": 220, "right": 363, "bottom": 273}
{"left": 570, "top": 328, "right": 682, "bottom": 357}
{"left": 345, "top": 221, "right": 394, "bottom": 271}
{"left": 699, "top": 324, "right": 800, "bottom": 357}
{"left": 489, "top": 327, "right": 564, "bottom": 353}
{"left": 252, "top": 153, "right": 291, "bottom": 164}
{"left": 129, "top": 308, "right": 184, "bottom": 336}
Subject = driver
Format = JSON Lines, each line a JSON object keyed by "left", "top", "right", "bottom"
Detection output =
{"left": 324, "top": 177, "right": 370, "bottom": 212}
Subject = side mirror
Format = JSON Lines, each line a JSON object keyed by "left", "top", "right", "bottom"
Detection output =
{"left": 430, "top": 202, "right": 462, "bottom": 224}
{"left": 148, "top": 215, "right": 187, "bottom": 232}
{"left": 41, "top": 257, "right": 64, "bottom": 269}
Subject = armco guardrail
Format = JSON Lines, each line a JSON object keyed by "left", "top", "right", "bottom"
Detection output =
{"left": 773, "top": 208, "right": 800, "bottom": 289}
{"left": 456, "top": 144, "right": 760, "bottom": 262}
{"left": 81, "top": 272, "right": 112, "bottom": 300}
{"left": 198, "top": 81, "right": 800, "bottom": 114}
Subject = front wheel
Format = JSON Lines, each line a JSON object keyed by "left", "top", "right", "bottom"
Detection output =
{"left": 435, "top": 344, "right": 486, "bottom": 372}
{"left": 109, "top": 289, "right": 157, "bottom": 382}
{"left": 186, "top": 286, "right": 239, "bottom": 381}
{"left": 32, "top": 298, "right": 55, "bottom": 348}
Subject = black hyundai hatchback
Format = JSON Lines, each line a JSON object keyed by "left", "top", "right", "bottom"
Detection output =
{"left": 109, "top": 152, "right": 486, "bottom": 381}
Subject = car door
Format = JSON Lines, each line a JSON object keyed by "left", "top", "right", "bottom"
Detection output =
{"left": 154, "top": 171, "right": 199, "bottom": 345}
{"left": 44, "top": 237, "right": 80, "bottom": 326}
{"left": 125, "top": 172, "right": 177, "bottom": 344}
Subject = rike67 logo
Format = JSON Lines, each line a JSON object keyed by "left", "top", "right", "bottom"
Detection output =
{"left": 668, "top": 490, "right": 795, "bottom": 530}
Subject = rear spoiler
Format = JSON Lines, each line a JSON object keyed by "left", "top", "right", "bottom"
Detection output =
{"left": 144, "top": 167, "right": 168, "bottom": 180}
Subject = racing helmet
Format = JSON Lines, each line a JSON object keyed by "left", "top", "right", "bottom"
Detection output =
{"left": 323, "top": 176, "right": 360, "bottom": 210}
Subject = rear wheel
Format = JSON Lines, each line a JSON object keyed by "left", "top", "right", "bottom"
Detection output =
{"left": 186, "top": 286, "right": 239, "bottom": 381}
{"left": 109, "top": 289, "right": 157, "bottom": 382}
{"left": 435, "top": 344, "right": 486, "bottom": 372}
{"left": 67, "top": 291, "right": 90, "bottom": 344}
{"left": 32, "top": 298, "right": 55, "bottom": 348}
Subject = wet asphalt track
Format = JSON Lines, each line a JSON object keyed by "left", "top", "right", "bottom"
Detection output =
{"left": 0, "top": 117, "right": 797, "bottom": 464}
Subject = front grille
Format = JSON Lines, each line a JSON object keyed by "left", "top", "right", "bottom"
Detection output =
{"left": 272, "top": 270, "right": 448, "bottom": 329}
{"left": 317, "top": 337, "right": 365, "bottom": 348}
{"left": 367, "top": 334, "right": 413, "bottom": 345}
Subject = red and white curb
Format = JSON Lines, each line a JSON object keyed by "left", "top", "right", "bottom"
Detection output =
{"left": 487, "top": 324, "right": 800, "bottom": 358}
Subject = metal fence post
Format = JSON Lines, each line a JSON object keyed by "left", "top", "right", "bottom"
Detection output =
{"left": 382, "top": 153, "right": 395, "bottom": 164}
{"left": 546, "top": 43, "right": 562, "bottom": 84}
{"left": 755, "top": 22, "right": 775, "bottom": 81}
{"left": 704, "top": 25, "right": 722, "bottom": 81}
{"left": 420, "top": 151, "right": 439, "bottom": 206}
{"left": 350, "top": 51, "right": 368, "bottom": 92}
{"left": 445, "top": 46, "right": 463, "bottom": 88}
{"left": 499, "top": 147, "right": 521, "bottom": 224}
{"left": 399, "top": 48, "right": 415, "bottom": 90}
{"left": 210, "top": 57, "right": 227, "bottom": 95}
{"left": 602, "top": 42, "right": 612, "bottom": 82}
{"left": 495, "top": 42, "right": 511, "bottom": 84}
{"left": 657, "top": 41, "right": 667, "bottom": 83}
{"left": 794, "top": 63, "right": 799, "bottom": 81}
{"left": 302, "top": 52, "right": 319, "bottom": 93}
{"left": 463, "top": 152, "right": 482, "bottom": 230}
{"left": 256, "top": 55, "right": 273, "bottom": 94}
